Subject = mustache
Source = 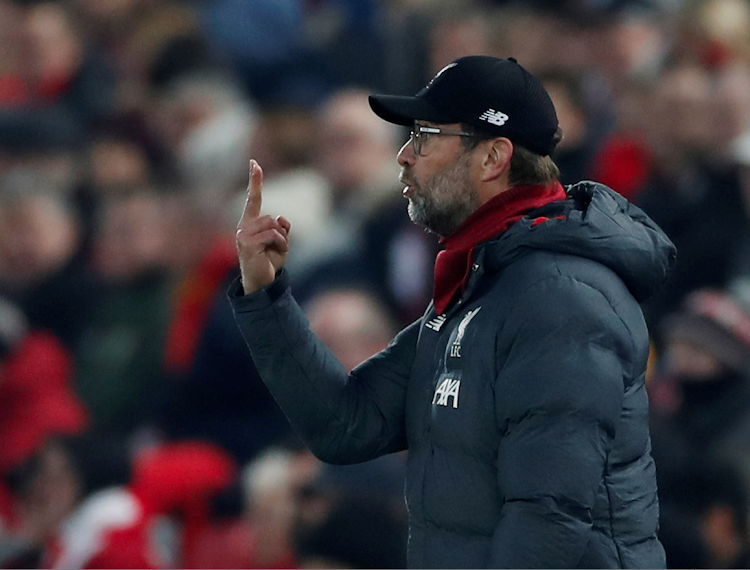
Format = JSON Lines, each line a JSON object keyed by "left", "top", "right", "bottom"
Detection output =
{"left": 399, "top": 170, "right": 417, "bottom": 187}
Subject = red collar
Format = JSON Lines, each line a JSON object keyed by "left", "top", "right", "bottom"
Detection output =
{"left": 433, "top": 181, "right": 566, "bottom": 314}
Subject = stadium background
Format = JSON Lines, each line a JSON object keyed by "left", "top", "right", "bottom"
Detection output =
{"left": 1, "top": 0, "right": 750, "bottom": 567}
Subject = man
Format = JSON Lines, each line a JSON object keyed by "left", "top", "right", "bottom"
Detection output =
{"left": 230, "top": 56, "right": 675, "bottom": 568}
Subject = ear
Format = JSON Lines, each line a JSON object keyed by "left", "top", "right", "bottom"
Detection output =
{"left": 479, "top": 138, "right": 513, "bottom": 183}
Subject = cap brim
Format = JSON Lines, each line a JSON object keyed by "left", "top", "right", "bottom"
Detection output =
{"left": 368, "top": 94, "right": 457, "bottom": 127}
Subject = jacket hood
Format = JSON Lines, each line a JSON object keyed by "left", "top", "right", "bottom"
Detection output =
{"left": 482, "top": 181, "right": 676, "bottom": 303}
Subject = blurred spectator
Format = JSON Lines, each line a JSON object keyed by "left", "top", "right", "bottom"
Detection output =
{"left": 649, "top": 288, "right": 750, "bottom": 566}
{"left": 240, "top": 445, "right": 319, "bottom": 569}
{"left": 724, "top": 126, "right": 750, "bottom": 297}
{"left": 0, "top": 290, "right": 88, "bottom": 568}
{"left": 161, "top": 281, "right": 401, "bottom": 481}
{"left": 303, "top": 287, "right": 398, "bottom": 372}
{"left": 3, "top": 434, "right": 129, "bottom": 568}
{"left": 293, "top": 494, "right": 407, "bottom": 569}
{"left": 586, "top": 6, "right": 672, "bottom": 87}
{"left": 713, "top": 62, "right": 750, "bottom": 164}
{"left": 426, "top": 6, "right": 492, "bottom": 78}
{"left": 674, "top": 0, "right": 750, "bottom": 74}
{"left": 298, "top": 88, "right": 401, "bottom": 267}
{"left": 149, "top": 71, "right": 257, "bottom": 210}
{"left": 0, "top": 1, "right": 116, "bottom": 134}
{"left": 542, "top": 70, "right": 613, "bottom": 185}
{"left": 636, "top": 60, "right": 747, "bottom": 332}
{"left": 302, "top": 0, "right": 389, "bottom": 91}
{"left": 0, "top": 177, "right": 80, "bottom": 288}
{"left": 287, "top": 88, "right": 439, "bottom": 323}
{"left": 84, "top": 120, "right": 157, "bottom": 198}
{"left": 74, "top": 0, "right": 208, "bottom": 114}
{"left": 236, "top": 102, "right": 329, "bottom": 274}
{"left": 129, "top": 442, "right": 237, "bottom": 569}
{"left": 0, "top": 104, "right": 84, "bottom": 182}
{"left": 197, "top": 0, "right": 331, "bottom": 107}
{"left": 293, "top": 290, "right": 407, "bottom": 568}
{"left": 156, "top": 267, "right": 292, "bottom": 464}
{"left": 0, "top": 1, "right": 26, "bottom": 106}
{"left": 159, "top": 193, "right": 238, "bottom": 379}
{"left": 290, "top": 445, "right": 407, "bottom": 568}
{"left": 658, "top": 458, "right": 750, "bottom": 569}
{"left": 356, "top": 193, "right": 440, "bottom": 326}
{"left": 42, "top": 441, "right": 235, "bottom": 569}
{"left": 240, "top": 440, "right": 407, "bottom": 570}
{"left": 650, "top": 289, "right": 750, "bottom": 460}
{"left": 0, "top": 299, "right": 87, "bottom": 478}
{"left": 74, "top": 191, "right": 171, "bottom": 438}
{"left": 0, "top": 296, "right": 89, "bottom": 568}
{"left": 589, "top": 77, "right": 653, "bottom": 201}
{"left": 155, "top": 181, "right": 291, "bottom": 466}
{"left": 75, "top": 115, "right": 167, "bottom": 251}
{"left": 315, "top": 89, "right": 399, "bottom": 210}
{"left": 0, "top": 172, "right": 95, "bottom": 350}
{"left": 1, "top": 1, "right": 750, "bottom": 567}
{"left": 22, "top": 3, "right": 114, "bottom": 118}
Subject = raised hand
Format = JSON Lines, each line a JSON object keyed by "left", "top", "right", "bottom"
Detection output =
{"left": 236, "top": 160, "right": 291, "bottom": 294}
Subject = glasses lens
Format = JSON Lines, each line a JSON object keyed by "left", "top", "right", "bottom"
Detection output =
{"left": 410, "top": 130, "right": 421, "bottom": 155}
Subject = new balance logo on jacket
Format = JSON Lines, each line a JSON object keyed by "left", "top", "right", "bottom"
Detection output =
{"left": 425, "top": 314, "right": 447, "bottom": 331}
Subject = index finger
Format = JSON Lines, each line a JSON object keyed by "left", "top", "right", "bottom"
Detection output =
{"left": 244, "top": 159, "right": 263, "bottom": 218}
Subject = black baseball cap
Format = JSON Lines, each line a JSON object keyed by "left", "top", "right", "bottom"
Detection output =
{"left": 369, "top": 56, "right": 559, "bottom": 156}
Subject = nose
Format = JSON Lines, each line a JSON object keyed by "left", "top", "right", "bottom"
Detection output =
{"left": 397, "top": 139, "right": 416, "bottom": 167}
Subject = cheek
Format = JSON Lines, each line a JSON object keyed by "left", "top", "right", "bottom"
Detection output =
{"left": 425, "top": 164, "right": 463, "bottom": 199}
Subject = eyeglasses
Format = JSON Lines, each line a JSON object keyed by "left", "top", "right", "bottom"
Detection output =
{"left": 408, "top": 125, "right": 475, "bottom": 156}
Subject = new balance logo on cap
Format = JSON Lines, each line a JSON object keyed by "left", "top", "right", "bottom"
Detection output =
{"left": 479, "top": 109, "right": 508, "bottom": 126}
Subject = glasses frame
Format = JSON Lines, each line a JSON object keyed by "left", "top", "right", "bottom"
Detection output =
{"left": 409, "top": 124, "right": 475, "bottom": 156}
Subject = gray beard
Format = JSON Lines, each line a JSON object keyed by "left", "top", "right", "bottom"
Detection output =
{"left": 406, "top": 153, "right": 480, "bottom": 237}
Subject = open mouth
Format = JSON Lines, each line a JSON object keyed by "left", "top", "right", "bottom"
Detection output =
{"left": 400, "top": 178, "right": 417, "bottom": 197}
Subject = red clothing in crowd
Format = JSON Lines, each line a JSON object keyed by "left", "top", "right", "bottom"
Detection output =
{"left": 0, "top": 331, "right": 88, "bottom": 474}
{"left": 44, "top": 442, "right": 238, "bottom": 569}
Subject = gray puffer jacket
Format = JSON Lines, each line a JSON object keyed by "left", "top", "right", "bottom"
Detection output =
{"left": 229, "top": 182, "right": 675, "bottom": 568}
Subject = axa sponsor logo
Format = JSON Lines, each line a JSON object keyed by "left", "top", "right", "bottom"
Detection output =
{"left": 432, "top": 377, "right": 461, "bottom": 409}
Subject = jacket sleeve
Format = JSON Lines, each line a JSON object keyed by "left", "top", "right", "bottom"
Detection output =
{"left": 228, "top": 272, "right": 415, "bottom": 464}
{"left": 490, "top": 276, "right": 631, "bottom": 568}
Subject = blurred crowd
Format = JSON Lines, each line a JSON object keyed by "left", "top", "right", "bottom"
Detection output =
{"left": 1, "top": 0, "right": 750, "bottom": 567}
